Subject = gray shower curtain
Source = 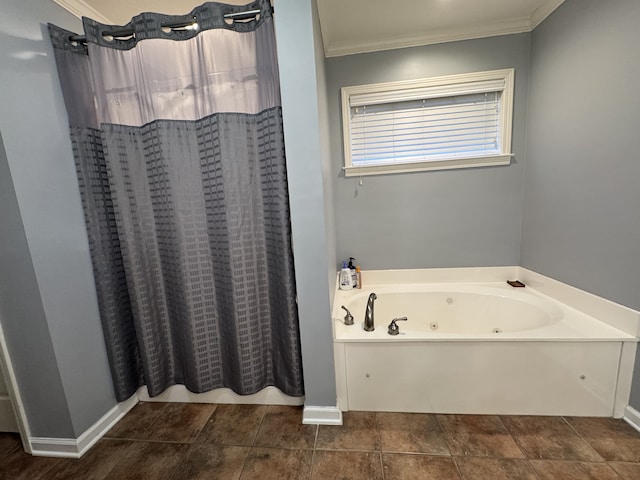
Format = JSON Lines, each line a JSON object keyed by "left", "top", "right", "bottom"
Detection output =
{"left": 48, "top": 0, "right": 304, "bottom": 401}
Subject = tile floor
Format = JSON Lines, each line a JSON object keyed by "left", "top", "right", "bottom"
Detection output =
{"left": 2, "top": 402, "right": 640, "bottom": 479}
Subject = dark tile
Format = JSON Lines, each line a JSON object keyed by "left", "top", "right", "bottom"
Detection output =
{"left": 377, "top": 412, "right": 449, "bottom": 455}
{"left": 502, "top": 416, "right": 603, "bottom": 461}
{"left": 609, "top": 461, "right": 640, "bottom": 480}
{"left": 139, "top": 403, "right": 216, "bottom": 443}
{"left": 240, "top": 447, "right": 312, "bottom": 480}
{"left": 103, "top": 441, "right": 189, "bottom": 480}
{"left": 311, "top": 450, "right": 382, "bottom": 480}
{"left": 566, "top": 416, "right": 640, "bottom": 462}
{"left": 0, "top": 449, "right": 62, "bottom": 480}
{"left": 170, "top": 444, "right": 249, "bottom": 480}
{"left": 196, "top": 404, "right": 267, "bottom": 446}
{"left": 46, "top": 439, "right": 132, "bottom": 480}
{"left": 316, "top": 411, "right": 378, "bottom": 451}
{"left": 437, "top": 414, "right": 523, "bottom": 458}
{"left": 0, "top": 432, "right": 23, "bottom": 457}
{"left": 106, "top": 402, "right": 168, "bottom": 439}
{"left": 383, "top": 453, "right": 460, "bottom": 480}
{"left": 529, "top": 460, "right": 621, "bottom": 479}
{"left": 437, "top": 415, "right": 511, "bottom": 435}
{"left": 253, "top": 406, "right": 316, "bottom": 450}
{"left": 455, "top": 457, "right": 537, "bottom": 480}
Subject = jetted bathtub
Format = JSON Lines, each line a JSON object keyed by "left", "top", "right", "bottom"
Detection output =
{"left": 332, "top": 268, "right": 639, "bottom": 417}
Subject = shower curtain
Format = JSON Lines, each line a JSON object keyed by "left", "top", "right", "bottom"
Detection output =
{"left": 48, "top": 0, "right": 304, "bottom": 401}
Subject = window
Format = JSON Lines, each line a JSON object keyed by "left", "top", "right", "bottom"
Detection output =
{"left": 341, "top": 69, "right": 515, "bottom": 176}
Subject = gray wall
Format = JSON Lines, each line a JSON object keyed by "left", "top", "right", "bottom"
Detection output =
{"left": 521, "top": 0, "right": 640, "bottom": 310}
{"left": 0, "top": 0, "right": 117, "bottom": 437}
{"left": 521, "top": 0, "right": 640, "bottom": 407}
{"left": 326, "top": 34, "right": 531, "bottom": 270}
{"left": 0, "top": 132, "right": 74, "bottom": 438}
{"left": 313, "top": 2, "right": 338, "bottom": 298}
{"left": 274, "top": 0, "right": 337, "bottom": 407}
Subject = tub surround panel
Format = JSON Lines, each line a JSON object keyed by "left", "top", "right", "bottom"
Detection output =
{"left": 343, "top": 341, "right": 620, "bottom": 416}
{"left": 519, "top": 268, "right": 640, "bottom": 337}
{"left": 617, "top": 343, "right": 638, "bottom": 417}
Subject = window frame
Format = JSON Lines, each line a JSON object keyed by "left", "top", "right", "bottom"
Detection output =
{"left": 341, "top": 69, "right": 515, "bottom": 177}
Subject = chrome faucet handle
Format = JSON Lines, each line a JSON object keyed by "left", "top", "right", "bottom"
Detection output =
{"left": 388, "top": 317, "right": 408, "bottom": 336}
{"left": 341, "top": 306, "right": 354, "bottom": 325}
{"left": 364, "top": 293, "right": 377, "bottom": 332}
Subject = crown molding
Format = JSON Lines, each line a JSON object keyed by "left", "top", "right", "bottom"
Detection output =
{"left": 320, "top": 0, "right": 566, "bottom": 58}
{"left": 324, "top": 16, "right": 532, "bottom": 58}
{"left": 52, "top": 0, "right": 114, "bottom": 24}
{"left": 529, "top": 0, "right": 565, "bottom": 29}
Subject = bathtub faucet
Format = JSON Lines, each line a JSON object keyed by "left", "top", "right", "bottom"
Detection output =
{"left": 364, "top": 293, "right": 377, "bottom": 332}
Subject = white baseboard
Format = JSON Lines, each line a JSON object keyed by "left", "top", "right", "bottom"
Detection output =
{"left": 302, "top": 405, "right": 343, "bottom": 425}
{"left": 29, "top": 394, "right": 138, "bottom": 458}
{"left": 623, "top": 405, "right": 640, "bottom": 433}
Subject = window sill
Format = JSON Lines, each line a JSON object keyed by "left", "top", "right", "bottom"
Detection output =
{"left": 343, "top": 154, "right": 512, "bottom": 177}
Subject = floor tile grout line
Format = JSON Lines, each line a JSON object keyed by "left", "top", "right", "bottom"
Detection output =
{"left": 309, "top": 439, "right": 318, "bottom": 480}
{"left": 451, "top": 455, "right": 464, "bottom": 480}
{"left": 250, "top": 404, "right": 269, "bottom": 447}
{"left": 238, "top": 446, "right": 253, "bottom": 480}
{"left": 104, "top": 436, "right": 202, "bottom": 445}
{"left": 308, "top": 418, "right": 320, "bottom": 480}
{"left": 561, "top": 415, "right": 608, "bottom": 462}
{"left": 380, "top": 449, "right": 454, "bottom": 456}
{"left": 313, "top": 416, "right": 319, "bottom": 450}
{"left": 375, "top": 413, "right": 386, "bottom": 480}
{"left": 500, "top": 415, "right": 545, "bottom": 460}
{"left": 237, "top": 403, "right": 270, "bottom": 480}
{"left": 190, "top": 403, "right": 218, "bottom": 443}
{"left": 137, "top": 401, "right": 171, "bottom": 439}
{"left": 524, "top": 457, "right": 543, "bottom": 480}
{"left": 165, "top": 443, "right": 191, "bottom": 480}
{"left": 95, "top": 439, "right": 147, "bottom": 480}
{"left": 93, "top": 442, "right": 135, "bottom": 480}
{"left": 499, "top": 415, "right": 529, "bottom": 460}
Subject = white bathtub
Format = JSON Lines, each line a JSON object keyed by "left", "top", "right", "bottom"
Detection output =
{"left": 332, "top": 267, "right": 639, "bottom": 417}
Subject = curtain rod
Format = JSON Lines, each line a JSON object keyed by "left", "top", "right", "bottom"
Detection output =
{"left": 69, "top": 8, "right": 263, "bottom": 43}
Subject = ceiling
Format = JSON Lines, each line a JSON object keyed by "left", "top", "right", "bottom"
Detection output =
{"left": 53, "top": 0, "right": 565, "bottom": 57}
{"left": 317, "top": 0, "right": 565, "bottom": 57}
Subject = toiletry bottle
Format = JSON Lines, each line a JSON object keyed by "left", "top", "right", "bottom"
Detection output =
{"left": 348, "top": 257, "right": 357, "bottom": 287}
{"left": 355, "top": 265, "right": 362, "bottom": 289}
{"left": 339, "top": 261, "right": 354, "bottom": 290}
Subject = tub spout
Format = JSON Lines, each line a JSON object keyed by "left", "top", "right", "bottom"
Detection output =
{"left": 364, "top": 293, "right": 377, "bottom": 332}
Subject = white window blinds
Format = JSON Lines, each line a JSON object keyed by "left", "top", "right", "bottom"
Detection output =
{"left": 341, "top": 69, "right": 514, "bottom": 176}
{"left": 350, "top": 92, "right": 500, "bottom": 166}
